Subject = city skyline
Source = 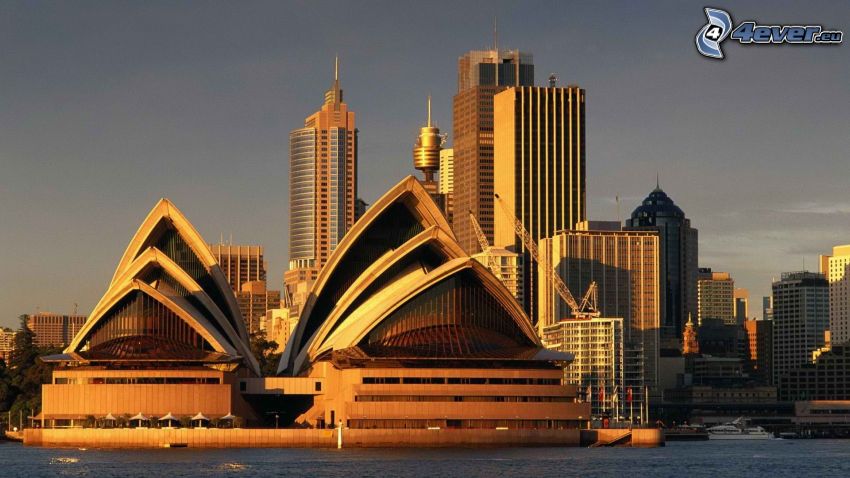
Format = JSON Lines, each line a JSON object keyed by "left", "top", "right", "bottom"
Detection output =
{"left": 2, "top": 1, "right": 849, "bottom": 327}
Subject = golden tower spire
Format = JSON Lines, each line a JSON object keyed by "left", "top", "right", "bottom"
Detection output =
{"left": 413, "top": 95, "right": 441, "bottom": 195}
{"left": 324, "top": 55, "right": 343, "bottom": 106}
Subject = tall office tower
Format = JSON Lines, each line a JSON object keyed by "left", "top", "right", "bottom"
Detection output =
{"left": 820, "top": 245, "right": 850, "bottom": 345}
{"left": 772, "top": 271, "right": 830, "bottom": 387}
{"left": 744, "top": 318, "right": 773, "bottom": 385}
{"left": 439, "top": 148, "right": 454, "bottom": 224}
{"left": 542, "top": 317, "right": 624, "bottom": 417}
{"left": 697, "top": 268, "right": 735, "bottom": 326}
{"left": 209, "top": 243, "right": 267, "bottom": 293}
{"left": 452, "top": 49, "right": 533, "bottom": 255}
{"left": 763, "top": 296, "right": 773, "bottom": 321}
{"left": 734, "top": 288, "right": 750, "bottom": 324}
{"left": 625, "top": 183, "right": 698, "bottom": 345}
{"left": 25, "top": 312, "right": 87, "bottom": 348}
{"left": 493, "top": 85, "right": 586, "bottom": 319}
{"left": 285, "top": 57, "right": 357, "bottom": 306}
{"left": 538, "top": 227, "right": 660, "bottom": 390}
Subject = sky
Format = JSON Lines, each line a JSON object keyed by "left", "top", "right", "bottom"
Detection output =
{"left": 0, "top": 0, "right": 848, "bottom": 328}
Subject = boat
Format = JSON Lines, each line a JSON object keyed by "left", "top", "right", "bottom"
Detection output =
{"left": 707, "top": 418, "right": 772, "bottom": 440}
{"left": 664, "top": 424, "right": 709, "bottom": 441}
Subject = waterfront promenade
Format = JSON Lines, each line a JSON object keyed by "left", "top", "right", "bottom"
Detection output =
{"left": 23, "top": 427, "right": 664, "bottom": 448}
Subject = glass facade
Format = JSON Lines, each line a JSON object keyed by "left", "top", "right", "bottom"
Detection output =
{"left": 151, "top": 227, "right": 240, "bottom": 334}
{"left": 289, "top": 127, "right": 317, "bottom": 268}
{"left": 361, "top": 270, "right": 535, "bottom": 357}
{"left": 83, "top": 290, "right": 213, "bottom": 359}
{"left": 328, "top": 127, "right": 347, "bottom": 252}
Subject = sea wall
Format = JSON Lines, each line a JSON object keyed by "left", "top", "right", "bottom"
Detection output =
{"left": 580, "top": 428, "right": 666, "bottom": 447}
{"left": 23, "top": 428, "right": 585, "bottom": 448}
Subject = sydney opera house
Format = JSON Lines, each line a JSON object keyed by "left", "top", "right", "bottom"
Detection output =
{"left": 37, "top": 177, "right": 590, "bottom": 432}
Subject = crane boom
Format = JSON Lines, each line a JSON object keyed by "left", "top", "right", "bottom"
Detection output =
{"left": 468, "top": 210, "right": 501, "bottom": 280}
{"left": 494, "top": 193, "right": 599, "bottom": 318}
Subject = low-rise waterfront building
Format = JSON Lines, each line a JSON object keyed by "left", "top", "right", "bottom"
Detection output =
{"left": 780, "top": 344, "right": 850, "bottom": 401}
{"left": 542, "top": 318, "right": 629, "bottom": 419}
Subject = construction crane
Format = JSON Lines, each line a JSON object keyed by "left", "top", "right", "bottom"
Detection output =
{"left": 468, "top": 210, "right": 501, "bottom": 280}
{"left": 494, "top": 193, "right": 599, "bottom": 319}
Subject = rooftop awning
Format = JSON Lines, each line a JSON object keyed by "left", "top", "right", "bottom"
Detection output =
{"left": 129, "top": 412, "right": 149, "bottom": 421}
{"left": 219, "top": 413, "right": 236, "bottom": 421}
{"left": 191, "top": 412, "right": 209, "bottom": 421}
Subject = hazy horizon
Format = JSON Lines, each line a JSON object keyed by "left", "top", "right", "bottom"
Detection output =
{"left": 1, "top": 1, "right": 848, "bottom": 328}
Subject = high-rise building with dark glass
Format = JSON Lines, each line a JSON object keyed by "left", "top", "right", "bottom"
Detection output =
{"left": 625, "top": 184, "right": 698, "bottom": 346}
{"left": 452, "top": 49, "right": 533, "bottom": 256}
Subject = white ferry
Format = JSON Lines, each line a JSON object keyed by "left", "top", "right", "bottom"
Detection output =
{"left": 707, "top": 418, "right": 772, "bottom": 440}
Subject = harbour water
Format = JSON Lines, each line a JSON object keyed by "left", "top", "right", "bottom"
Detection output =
{"left": 2, "top": 440, "right": 850, "bottom": 477}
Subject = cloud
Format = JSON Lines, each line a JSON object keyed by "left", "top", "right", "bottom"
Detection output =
{"left": 778, "top": 202, "right": 850, "bottom": 215}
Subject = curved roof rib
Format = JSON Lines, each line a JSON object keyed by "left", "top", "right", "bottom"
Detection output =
{"left": 299, "top": 258, "right": 538, "bottom": 370}
{"left": 67, "top": 247, "right": 261, "bottom": 375}
{"left": 108, "top": 198, "right": 249, "bottom": 343}
{"left": 280, "top": 176, "right": 456, "bottom": 373}
{"left": 66, "top": 199, "right": 259, "bottom": 375}
{"left": 71, "top": 279, "right": 237, "bottom": 357}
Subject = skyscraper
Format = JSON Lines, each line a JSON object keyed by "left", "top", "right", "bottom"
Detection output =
{"left": 697, "top": 268, "right": 735, "bottom": 326}
{"left": 625, "top": 183, "right": 698, "bottom": 346}
{"left": 493, "top": 85, "right": 586, "bottom": 319}
{"left": 538, "top": 227, "right": 660, "bottom": 390}
{"left": 772, "top": 271, "right": 829, "bottom": 388}
{"left": 734, "top": 288, "right": 750, "bottom": 324}
{"left": 452, "top": 48, "right": 533, "bottom": 255}
{"left": 209, "top": 243, "right": 267, "bottom": 292}
{"left": 285, "top": 57, "right": 357, "bottom": 307}
{"left": 763, "top": 295, "right": 773, "bottom": 321}
{"left": 820, "top": 244, "right": 850, "bottom": 345}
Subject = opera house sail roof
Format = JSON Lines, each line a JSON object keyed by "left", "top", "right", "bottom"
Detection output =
{"left": 46, "top": 199, "right": 260, "bottom": 376}
{"left": 279, "top": 176, "right": 572, "bottom": 376}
